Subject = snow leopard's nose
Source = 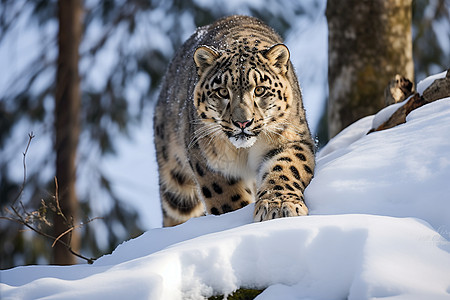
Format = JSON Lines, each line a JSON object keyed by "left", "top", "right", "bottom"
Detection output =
{"left": 232, "top": 118, "right": 253, "bottom": 129}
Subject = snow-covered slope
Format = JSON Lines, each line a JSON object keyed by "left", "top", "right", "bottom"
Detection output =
{"left": 1, "top": 72, "right": 450, "bottom": 300}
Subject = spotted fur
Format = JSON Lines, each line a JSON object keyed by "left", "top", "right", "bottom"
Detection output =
{"left": 154, "top": 16, "right": 315, "bottom": 226}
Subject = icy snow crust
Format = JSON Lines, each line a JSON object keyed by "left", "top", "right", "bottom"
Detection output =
{"left": 2, "top": 74, "right": 450, "bottom": 299}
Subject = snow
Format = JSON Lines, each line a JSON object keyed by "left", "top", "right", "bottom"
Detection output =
{"left": 370, "top": 100, "right": 407, "bottom": 130}
{"left": 416, "top": 70, "right": 448, "bottom": 95}
{"left": 1, "top": 73, "right": 450, "bottom": 299}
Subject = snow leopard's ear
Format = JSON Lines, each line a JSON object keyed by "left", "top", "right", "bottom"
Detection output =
{"left": 263, "top": 43, "right": 290, "bottom": 75}
{"left": 194, "top": 46, "right": 220, "bottom": 76}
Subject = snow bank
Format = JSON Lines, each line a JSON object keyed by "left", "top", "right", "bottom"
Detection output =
{"left": 309, "top": 70, "right": 450, "bottom": 231}
{"left": 1, "top": 72, "right": 450, "bottom": 299}
{"left": 2, "top": 212, "right": 450, "bottom": 300}
{"left": 308, "top": 98, "right": 450, "bottom": 231}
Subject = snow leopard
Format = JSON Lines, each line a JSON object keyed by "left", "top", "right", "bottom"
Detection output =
{"left": 154, "top": 15, "right": 315, "bottom": 226}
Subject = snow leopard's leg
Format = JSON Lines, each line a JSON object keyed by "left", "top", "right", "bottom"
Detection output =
{"left": 155, "top": 136, "right": 205, "bottom": 227}
{"left": 190, "top": 158, "right": 255, "bottom": 215}
{"left": 254, "top": 141, "right": 315, "bottom": 222}
{"left": 158, "top": 161, "right": 205, "bottom": 226}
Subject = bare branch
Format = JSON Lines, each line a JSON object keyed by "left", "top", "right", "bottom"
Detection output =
{"left": 12, "top": 132, "right": 35, "bottom": 207}
{"left": 10, "top": 211, "right": 96, "bottom": 264}
{"left": 2, "top": 133, "right": 99, "bottom": 265}
{"left": 53, "top": 177, "right": 68, "bottom": 224}
{"left": 52, "top": 217, "right": 102, "bottom": 248}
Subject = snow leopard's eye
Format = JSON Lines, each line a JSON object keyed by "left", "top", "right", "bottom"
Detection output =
{"left": 254, "top": 86, "right": 267, "bottom": 97}
{"left": 217, "top": 88, "right": 229, "bottom": 99}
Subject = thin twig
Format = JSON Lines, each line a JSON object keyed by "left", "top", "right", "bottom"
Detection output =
{"left": 52, "top": 217, "right": 103, "bottom": 248}
{"left": 12, "top": 132, "right": 35, "bottom": 207}
{"left": 53, "top": 177, "right": 68, "bottom": 223}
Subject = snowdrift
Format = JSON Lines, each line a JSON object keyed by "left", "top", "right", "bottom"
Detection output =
{"left": 1, "top": 71, "right": 450, "bottom": 300}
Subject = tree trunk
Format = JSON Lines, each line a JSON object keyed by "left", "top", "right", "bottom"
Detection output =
{"left": 326, "top": 0, "right": 414, "bottom": 138}
{"left": 53, "top": 0, "right": 82, "bottom": 265}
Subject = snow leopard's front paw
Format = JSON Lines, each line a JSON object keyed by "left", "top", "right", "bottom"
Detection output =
{"left": 253, "top": 195, "right": 308, "bottom": 222}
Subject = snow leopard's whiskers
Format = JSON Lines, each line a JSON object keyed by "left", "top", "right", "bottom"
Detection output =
{"left": 189, "top": 123, "right": 222, "bottom": 149}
